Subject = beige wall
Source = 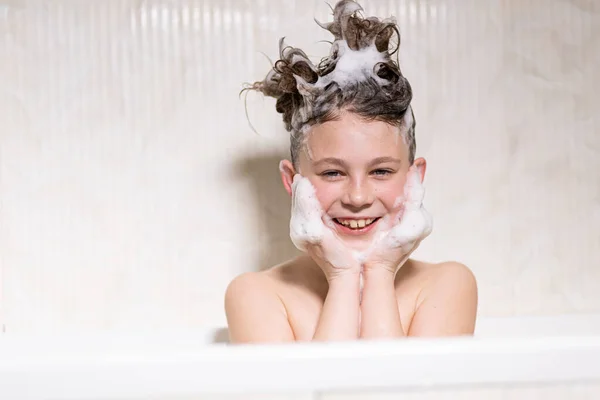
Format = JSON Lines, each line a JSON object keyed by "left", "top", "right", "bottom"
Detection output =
{"left": 0, "top": 0, "right": 599, "bottom": 333}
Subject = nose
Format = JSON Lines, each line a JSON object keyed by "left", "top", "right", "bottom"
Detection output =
{"left": 341, "top": 178, "right": 375, "bottom": 209}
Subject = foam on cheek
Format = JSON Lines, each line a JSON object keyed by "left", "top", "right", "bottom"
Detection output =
{"left": 404, "top": 168, "right": 425, "bottom": 210}
{"left": 384, "top": 211, "right": 426, "bottom": 248}
{"left": 384, "top": 174, "right": 432, "bottom": 248}
{"left": 289, "top": 175, "right": 326, "bottom": 251}
{"left": 355, "top": 168, "right": 433, "bottom": 257}
{"left": 393, "top": 194, "right": 404, "bottom": 209}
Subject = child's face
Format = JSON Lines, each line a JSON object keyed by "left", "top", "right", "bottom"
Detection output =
{"left": 284, "top": 111, "right": 426, "bottom": 250}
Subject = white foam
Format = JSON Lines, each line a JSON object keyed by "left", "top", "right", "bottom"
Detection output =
{"left": 315, "top": 40, "right": 388, "bottom": 89}
{"left": 355, "top": 167, "right": 433, "bottom": 263}
{"left": 288, "top": 169, "right": 433, "bottom": 273}
{"left": 289, "top": 175, "right": 326, "bottom": 251}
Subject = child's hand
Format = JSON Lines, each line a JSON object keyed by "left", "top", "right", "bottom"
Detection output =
{"left": 360, "top": 165, "right": 433, "bottom": 275}
{"left": 290, "top": 174, "right": 362, "bottom": 281}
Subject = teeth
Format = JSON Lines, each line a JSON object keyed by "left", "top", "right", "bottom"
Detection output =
{"left": 337, "top": 218, "right": 375, "bottom": 229}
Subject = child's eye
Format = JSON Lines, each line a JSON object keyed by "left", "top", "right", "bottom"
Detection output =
{"left": 372, "top": 169, "right": 393, "bottom": 176}
{"left": 320, "top": 170, "right": 343, "bottom": 178}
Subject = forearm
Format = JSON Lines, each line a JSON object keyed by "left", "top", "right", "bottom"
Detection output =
{"left": 313, "top": 272, "right": 361, "bottom": 341}
{"left": 360, "top": 269, "right": 405, "bottom": 339}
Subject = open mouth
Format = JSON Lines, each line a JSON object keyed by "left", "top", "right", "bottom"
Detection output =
{"left": 332, "top": 217, "right": 381, "bottom": 234}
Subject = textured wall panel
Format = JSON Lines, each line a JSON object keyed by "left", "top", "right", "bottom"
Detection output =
{"left": 0, "top": 0, "right": 598, "bottom": 332}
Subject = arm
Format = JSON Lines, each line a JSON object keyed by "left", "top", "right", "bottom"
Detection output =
{"left": 287, "top": 175, "right": 363, "bottom": 341}
{"left": 408, "top": 262, "right": 478, "bottom": 336}
{"left": 357, "top": 164, "right": 432, "bottom": 339}
{"left": 224, "top": 272, "right": 295, "bottom": 343}
{"left": 359, "top": 268, "right": 405, "bottom": 339}
{"left": 313, "top": 272, "right": 361, "bottom": 341}
{"left": 224, "top": 270, "right": 361, "bottom": 343}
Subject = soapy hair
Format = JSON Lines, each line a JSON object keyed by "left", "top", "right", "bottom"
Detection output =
{"left": 242, "top": 0, "right": 416, "bottom": 166}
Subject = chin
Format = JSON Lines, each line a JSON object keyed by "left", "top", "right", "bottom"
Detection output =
{"left": 340, "top": 235, "right": 373, "bottom": 251}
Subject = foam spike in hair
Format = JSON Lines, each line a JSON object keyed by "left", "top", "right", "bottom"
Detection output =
{"left": 243, "top": 0, "right": 415, "bottom": 162}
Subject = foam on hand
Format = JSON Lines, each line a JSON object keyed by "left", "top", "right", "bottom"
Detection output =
{"left": 382, "top": 169, "right": 432, "bottom": 252}
{"left": 288, "top": 174, "right": 364, "bottom": 272}
{"left": 356, "top": 167, "right": 433, "bottom": 264}
{"left": 289, "top": 174, "right": 326, "bottom": 251}
{"left": 289, "top": 167, "right": 432, "bottom": 267}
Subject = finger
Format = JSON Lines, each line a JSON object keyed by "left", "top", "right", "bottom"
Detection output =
{"left": 403, "top": 166, "right": 425, "bottom": 210}
{"left": 291, "top": 174, "right": 306, "bottom": 214}
{"left": 291, "top": 173, "right": 303, "bottom": 197}
{"left": 386, "top": 211, "right": 427, "bottom": 247}
{"left": 375, "top": 213, "right": 394, "bottom": 234}
{"left": 289, "top": 175, "right": 325, "bottom": 247}
{"left": 391, "top": 205, "right": 405, "bottom": 225}
{"left": 320, "top": 228, "right": 359, "bottom": 268}
{"left": 291, "top": 177, "right": 299, "bottom": 212}
{"left": 321, "top": 221, "right": 349, "bottom": 252}
{"left": 397, "top": 238, "right": 422, "bottom": 266}
{"left": 421, "top": 208, "right": 434, "bottom": 237}
{"left": 291, "top": 174, "right": 308, "bottom": 210}
{"left": 294, "top": 177, "right": 345, "bottom": 245}
{"left": 293, "top": 176, "right": 321, "bottom": 217}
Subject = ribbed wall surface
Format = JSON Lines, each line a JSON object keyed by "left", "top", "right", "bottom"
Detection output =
{"left": 0, "top": 0, "right": 599, "bottom": 339}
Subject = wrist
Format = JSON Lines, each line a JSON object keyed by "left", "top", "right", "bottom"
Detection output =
{"left": 359, "top": 264, "right": 404, "bottom": 339}
{"left": 362, "top": 266, "right": 396, "bottom": 282}
{"left": 327, "top": 270, "right": 361, "bottom": 286}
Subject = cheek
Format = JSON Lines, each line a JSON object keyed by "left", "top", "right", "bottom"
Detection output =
{"left": 375, "top": 176, "right": 407, "bottom": 209}
{"left": 309, "top": 179, "right": 337, "bottom": 211}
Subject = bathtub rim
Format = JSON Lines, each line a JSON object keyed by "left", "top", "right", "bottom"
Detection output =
{"left": 1, "top": 313, "right": 600, "bottom": 399}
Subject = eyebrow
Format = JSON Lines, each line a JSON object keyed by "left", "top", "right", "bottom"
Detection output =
{"left": 312, "top": 156, "right": 402, "bottom": 168}
{"left": 368, "top": 157, "right": 402, "bottom": 166}
{"left": 312, "top": 157, "right": 347, "bottom": 168}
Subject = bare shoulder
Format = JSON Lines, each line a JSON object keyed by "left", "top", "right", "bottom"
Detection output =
{"left": 224, "top": 268, "right": 282, "bottom": 310}
{"left": 398, "top": 259, "right": 476, "bottom": 289}
{"left": 226, "top": 256, "right": 326, "bottom": 305}
{"left": 399, "top": 259, "right": 478, "bottom": 336}
{"left": 224, "top": 256, "right": 326, "bottom": 342}
{"left": 266, "top": 257, "right": 329, "bottom": 340}
{"left": 224, "top": 262, "right": 295, "bottom": 319}
{"left": 225, "top": 270, "right": 277, "bottom": 308}
{"left": 417, "top": 260, "right": 476, "bottom": 288}
{"left": 224, "top": 268, "right": 292, "bottom": 343}
{"left": 432, "top": 261, "right": 477, "bottom": 301}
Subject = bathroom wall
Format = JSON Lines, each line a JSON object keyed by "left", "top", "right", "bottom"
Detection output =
{"left": 0, "top": 0, "right": 599, "bottom": 334}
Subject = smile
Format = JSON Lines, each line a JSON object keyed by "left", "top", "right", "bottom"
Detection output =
{"left": 332, "top": 217, "right": 381, "bottom": 234}
{"left": 334, "top": 218, "right": 376, "bottom": 229}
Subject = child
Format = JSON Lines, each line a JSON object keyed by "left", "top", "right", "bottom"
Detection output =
{"left": 225, "top": 0, "right": 477, "bottom": 343}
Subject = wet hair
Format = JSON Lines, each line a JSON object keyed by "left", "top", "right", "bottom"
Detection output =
{"left": 242, "top": 0, "right": 416, "bottom": 167}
